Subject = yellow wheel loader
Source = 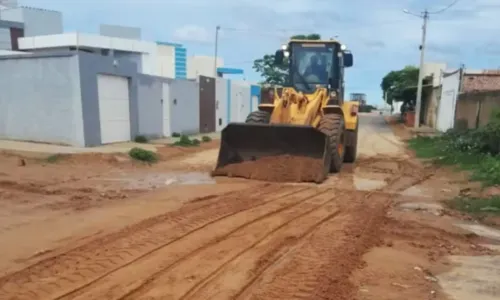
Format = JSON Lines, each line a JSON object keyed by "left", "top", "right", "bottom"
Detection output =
{"left": 214, "top": 39, "right": 360, "bottom": 179}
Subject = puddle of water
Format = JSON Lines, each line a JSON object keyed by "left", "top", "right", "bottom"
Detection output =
{"left": 100, "top": 172, "right": 215, "bottom": 189}
{"left": 455, "top": 222, "right": 500, "bottom": 241}
{"left": 166, "top": 172, "right": 216, "bottom": 185}
{"left": 353, "top": 176, "right": 386, "bottom": 191}
{"left": 482, "top": 244, "right": 500, "bottom": 251}
{"left": 398, "top": 202, "right": 444, "bottom": 215}
{"left": 437, "top": 222, "right": 500, "bottom": 299}
{"left": 437, "top": 255, "right": 500, "bottom": 300}
{"left": 400, "top": 186, "right": 432, "bottom": 198}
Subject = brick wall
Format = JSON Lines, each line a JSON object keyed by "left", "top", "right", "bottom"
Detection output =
{"left": 455, "top": 90, "right": 500, "bottom": 128}
{"left": 462, "top": 73, "right": 500, "bottom": 92}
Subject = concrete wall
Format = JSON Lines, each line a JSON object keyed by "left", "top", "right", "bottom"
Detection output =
{"left": 423, "top": 62, "right": 446, "bottom": 87}
{"left": 0, "top": 7, "right": 62, "bottom": 37}
{"left": 250, "top": 85, "right": 261, "bottom": 112}
{"left": 169, "top": 79, "right": 200, "bottom": 135}
{"left": 215, "top": 78, "right": 228, "bottom": 131}
{"left": 77, "top": 51, "right": 140, "bottom": 146}
{"left": 136, "top": 74, "right": 164, "bottom": 138}
{"left": 230, "top": 80, "right": 251, "bottom": 122}
{"left": 0, "top": 0, "right": 18, "bottom": 9}
{"left": 156, "top": 44, "right": 175, "bottom": 78}
{"left": 0, "top": 53, "right": 84, "bottom": 146}
{"left": 100, "top": 24, "right": 141, "bottom": 40}
{"left": 0, "top": 20, "right": 24, "bottom": 50}
{"left": 455, "top": 90, "right": 500, "bottom": 129}
{"left": 114, "top": 50, "right": 142, "bottom": 72}
{"left": 0, "top": 27, "right": 10, "bottom": 49}
{"left": 187, "top": 55, "right": 223, "bottom": 79}
{"left": 424, "top": 86, "right": 441, "bottom": 128}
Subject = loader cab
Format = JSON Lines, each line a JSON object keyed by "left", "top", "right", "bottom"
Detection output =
{"left": 274, "top": 41, "right": 353, "bottom": 95}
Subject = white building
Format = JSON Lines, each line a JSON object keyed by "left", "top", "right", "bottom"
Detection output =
{"left": 0, "top": 5, "right": 63, "bottom": 37}
{"left": 17, "top": 32, "right": 228, "bottom": 80}
{"left": 187, "top": 55, "right": 224, "bottom": 79}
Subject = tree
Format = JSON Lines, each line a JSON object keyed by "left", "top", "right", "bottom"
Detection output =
{"left": 380, "top": 66, "right": 419, "bottom": 105}
{"left": 253, "top": 34, "right": 321, "bottom": 85}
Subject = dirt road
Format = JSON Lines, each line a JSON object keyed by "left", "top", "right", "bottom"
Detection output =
{"left": 0, "top": 114, "right": 496, "bottom": 300}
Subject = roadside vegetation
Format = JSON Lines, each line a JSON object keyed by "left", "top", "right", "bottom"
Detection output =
{"left": 408, "top": 110, "right": 500, "bottom": 214}
{"left": 46, "top": 154, "right": 64, "bottom": 163}
{"left": 171, "top": 134, "right": 212, "bottom": 147}
{"left": 134, "top": 135, "right": 149, "bottom": 143}
{"left": 128, "top": 147, "right": 158, "bottom": 163}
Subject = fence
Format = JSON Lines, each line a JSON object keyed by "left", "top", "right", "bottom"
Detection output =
{"left": 455, "top": 90, "right": 500, "bottom": 129}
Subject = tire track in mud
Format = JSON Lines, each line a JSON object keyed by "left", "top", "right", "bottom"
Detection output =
{"left": 57, "top": 188, "right": 339, "bottom": 300}
{"left": 236, "top": 190, "right": 392, "bottom": 300}
{"left": 216, "top": 160, "right": 427, "bottom": 300}
{"left": 0, "top": 156, "right": 433, "bottom": 300}
{"left": 231, "top": 160, "right": 431, "bottom": 300}
{"left": 0, "top": 184, "right": 303, "bottom": 300}
{"left": 181, "top": 193, "right": 351, "bottom": 300}
{"left": 123, "top": 190, "right": 347, "bottom": 300}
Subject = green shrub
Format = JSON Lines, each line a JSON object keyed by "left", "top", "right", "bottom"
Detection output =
{"left": 178, "top": 135, "right": 192, "bottom": 145}
{"left": 446, "top": 196, "right": 500, "bottom": 215}
{"left": 408, "top": 124, "right": 500, "bottom": 187}
{"left": 172, "top": 135, "right": 200, "bottom": 147}
{"left": 46, "top": 154, "right": 64, "bottom": 163}
{"left": 172, "top": 132, "right": 181, "bottom": 137}
{"left": 202, "top": 135, "right": 212, "bottom": 142}
{"left": 134, "top": 135, "right": 148, "bottom": 143}
{"left": 128, "top": 147, "right": 158, "bottom": 163}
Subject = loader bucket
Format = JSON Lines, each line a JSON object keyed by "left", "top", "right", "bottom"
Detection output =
{"left": 214, "top": 123, "right": 331, "bottom": 175}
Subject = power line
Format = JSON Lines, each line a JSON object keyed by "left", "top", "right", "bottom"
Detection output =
{"left": 217, "top": 20, "right": 415, "bottom": 38}
{"left": 429, "top": 0, "right": 461, "bottom": 14}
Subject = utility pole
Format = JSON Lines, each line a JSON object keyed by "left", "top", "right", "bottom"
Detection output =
{"left": 414, "top": 10, "right": 429, "bottom": 129}
{"left": 404, "top": 0, "right": 459, "bottom": 128}
{"left": 213, "top": 25, "right": 220, "bottom": 78}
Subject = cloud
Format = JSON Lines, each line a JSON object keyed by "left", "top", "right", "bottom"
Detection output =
{"left": 16, "top": 0, "right": 500, "bottom": 104}
{"left": 427, "top": 42, "right": 461, "bottom": 55}
{"left": 173, "top": 25, "right": 211, "bottom": 43}
{"left": 363, "top": 40, "right": 386, "bottom": 49}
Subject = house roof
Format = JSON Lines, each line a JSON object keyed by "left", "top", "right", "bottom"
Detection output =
{"left": 462, "top": 72, "right": 500, "bottom": 92}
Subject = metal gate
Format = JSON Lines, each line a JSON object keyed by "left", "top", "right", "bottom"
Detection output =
{"left": 436, "top": 69, "right": 461, "bottom": 132}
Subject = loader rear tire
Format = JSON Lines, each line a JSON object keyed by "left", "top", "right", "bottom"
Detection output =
{"left": 245, "top": 110, "right": 271, "bottom": 124}
{"left": 344, "top": 120, "right": 358, "bottom": 163}
{"left": 319, "top": 113, "right": 346, "bottom": 173}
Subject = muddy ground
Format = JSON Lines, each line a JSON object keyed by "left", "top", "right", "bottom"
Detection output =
{"left": 0, "top": 114, "right": 499, "bottom": 300}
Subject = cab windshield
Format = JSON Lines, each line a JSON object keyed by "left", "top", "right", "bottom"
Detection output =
{"left": 290, "top": 43, "right": 337, "bottom": 93}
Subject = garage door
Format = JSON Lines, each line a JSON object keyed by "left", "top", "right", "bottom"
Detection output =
{"left": 97, "top": 74, "right": 131, "bottom": 144}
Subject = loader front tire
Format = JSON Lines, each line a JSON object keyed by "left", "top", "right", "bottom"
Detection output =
{"left": 319, "top": 113, "right": 346, "bottom": 173}
{"left": 343, "top": 120, "right": 358, "bottom": 163}
{"left": 245, "top": 110, "right": 271, "bottom": 124}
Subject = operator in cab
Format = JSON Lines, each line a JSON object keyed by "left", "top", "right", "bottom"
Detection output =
{"left": 303, "top": 54, "right": 328, "bottom": 83}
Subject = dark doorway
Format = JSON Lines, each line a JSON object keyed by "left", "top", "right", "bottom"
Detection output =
{"left": 199, "top": 75, "right": 216, "bottom": 133}
{"left": 10, "top": 28, "right": 24, "bottom": 51}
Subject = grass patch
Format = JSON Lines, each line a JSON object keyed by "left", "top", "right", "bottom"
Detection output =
{"left": 202, "top": 135, "right": 212, "bottom": 142}
{"left": 446, "top": 196, "right": 500, "bottom": 214}
{"left": 128, "top": 147, "right": 158, "bottom": 163}
{"left": 172, "top": 135, "right": 200, "bottom": 147}
{"left": 409, "top": 122, "right": 500, "bottom": 216}
{"left": 408, "top": 135, "right": 500, "bottom": 187}
{"left": 134, "top": 135, "right": 148, "bottom": 143}
{"left": 46, "top": 154, "right": 64, "bottom": 163}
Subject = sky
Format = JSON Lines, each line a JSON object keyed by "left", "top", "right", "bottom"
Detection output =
{"left": 16, "top": 0, "right": 500, "bottom": 105}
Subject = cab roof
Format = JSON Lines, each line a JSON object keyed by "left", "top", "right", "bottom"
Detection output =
{"left": 289, "top": 39, "right": 340, "bottom": 44}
